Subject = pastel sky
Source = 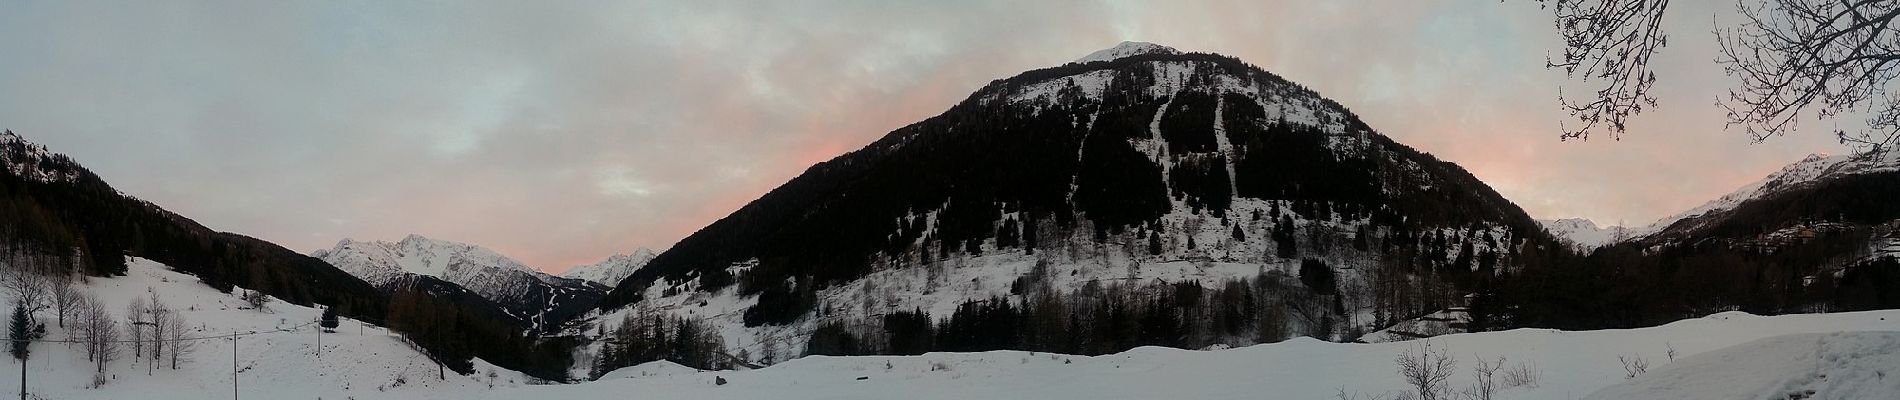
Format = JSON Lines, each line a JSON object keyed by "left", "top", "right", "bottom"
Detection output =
{"left": 0, "top": 1, "right": 1849, "bottom": 273}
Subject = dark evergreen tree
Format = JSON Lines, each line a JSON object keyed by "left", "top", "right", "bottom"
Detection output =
{"left": 320, "top": 306, "right": 340, "bottom": 329}
{"left": 8, "top": 303, "right": 30, "bottom": 361}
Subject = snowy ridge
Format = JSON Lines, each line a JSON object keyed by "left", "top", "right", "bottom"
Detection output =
{"left": 312, "top": 234, "right": 556, "bottom": 295}
{"left": 1639, "top": 147, "right": 1900, "bottom": 237}
{"left": 562, "top": 248, "right": 657, "bottom": 285}
{"left": 312, "top": 234, "right": 605, "bottom": 330}
{"left": 1538, "top": 218, "right": 1627, "bottom": 250}
{"left": 0, "top": 130, "right": 84, "bottom": 183}
{"left": 1073, "top": 41, "right": 1181, "bottom": 64}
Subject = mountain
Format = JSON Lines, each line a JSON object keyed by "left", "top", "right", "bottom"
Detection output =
{"left": 313, "top": 234, "right": 606, "bottom": 331}
{"left": 562, "top": 248, "right": 657, "bottom": 285}
{"left": 1509, "top": 147, "right": 1900, "bottom": 330}
{"left": 1638, "top": 147, "right": 1900, "bottom": 242}
{"left": 0, "top": 129, "right": 387, "bottom": 320}
{"left": 1538, "top": 218, "right": 1626, "bottom": 250}
{"left": 1073, "top": 40, "right": 1180, "bottom": 64}
{"left": 581, "top": 42, "right": 1559, "bottom": 370}
{"left": 0, "top": 130, "right": 574, "bottom": 380}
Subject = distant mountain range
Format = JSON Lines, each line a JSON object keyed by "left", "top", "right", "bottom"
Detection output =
{"left": 313, "top": 234, "right": 607, "bottom": 331}
{"left": 562, "top": 248, "right": 657, "bottom": 285}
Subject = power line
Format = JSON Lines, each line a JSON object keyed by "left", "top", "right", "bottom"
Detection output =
{"left": 22, "top": 320, "right": 320, "bottom": 344}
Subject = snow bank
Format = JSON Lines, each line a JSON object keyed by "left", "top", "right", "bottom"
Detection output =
{"left": 505, "top": 310, "right": 1900, "bottom": 400}
{"left": 0, "top": 257, "right": 532, "bottom": 400}
{"left": 1585, "top": 331, "right": 1900, "bottom": 400}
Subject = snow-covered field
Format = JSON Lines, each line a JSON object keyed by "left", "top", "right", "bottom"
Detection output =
{"left": 0, "top": 258, "right": 531, "bottom": 400}
{"left": 518, "top": 310, "right": 1900, "bottom": 400}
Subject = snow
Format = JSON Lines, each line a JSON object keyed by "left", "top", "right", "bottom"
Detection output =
{"left": 311, "top": 234, "right": 579, "bottom": 309}
{"left": 1585, "top": 332, "right": 1900, "bottom": 400}
{"left": 561, "top": 248, "right": 657, "bottom": 285}
{"left": 1537, "top": 218, "right": 1627, "bottom": 250}
{"left": 1638, "top": 146, "right": 1900, "bottom": 238}
{"left": 509, "top": 310, "right": 1900, "bottom": 400}
{"left": 11, "top": 256, "right": 1897, "bottom": 399}
{"left": 313, "top": 234, "right": 545, "bottom": 283}
{"left": 1073, "top": 41, "right": 1180, "bottom": 64}
{"left": 0, "top": 257, "right": 534, "bottom": 400}
{"left": 0, "top": 130, "right": 82, "bottom": 183}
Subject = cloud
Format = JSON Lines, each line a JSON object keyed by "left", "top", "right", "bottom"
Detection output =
{"left": 0, "top": 0, "right": 1846, "bottom": 272}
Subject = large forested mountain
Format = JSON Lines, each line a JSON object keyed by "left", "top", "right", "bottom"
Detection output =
{"left": 582, "top": 42, "right": 1568, "bottom": 372}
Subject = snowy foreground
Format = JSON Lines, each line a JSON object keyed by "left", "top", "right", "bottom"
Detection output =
{"left": 6, "top": 258, "right": 1895, "bottom": 399}
{"left": 510, "top": 311, "right": 1899, "bottom": 400}
{"left": 0, "top": 258, "right": 532, "bottom": 400}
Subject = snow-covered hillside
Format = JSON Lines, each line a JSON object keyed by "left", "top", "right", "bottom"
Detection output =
{"left": 1638, "top": 147, "right": 1900, "bottom": 237}
{"left": 512, "top": 310, "right": 1900, "bottom": 400}
{"left": 1586, "top": 331, "right": 1900, "bottom": 400}
{"left": 1538, "top": 218, "right": 1626, "bottom": 250}
{"left": 0, "top": 257, "right": 532, "bottom": 400}
{"left": 562, "top": 248, "right": 656, "bottom": 285}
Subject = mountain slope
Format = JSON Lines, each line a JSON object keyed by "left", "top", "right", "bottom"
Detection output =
{"left": 562, "top": 248, "right": 656, "bottom": 285}
{"left": 1638, "top": 147, "right": 1900, "bottom": 240}
{"left": 582, "top": 43, "right": 1559, "bottom": 368}
{"left": 0, "top": 130, "right": 387, "bottom": 321}
{"left": 1538, "top": 218, "right": 1626, "bottom": 249}
{"left": 0, "top": 130, "right": 576, "bottom": 380}
{"left": 1505, "top": 147, "right": 1900, "bottom": 330}
{"left": 0, "top": 257, "right": 535, "bottom": 400}
{"left": 313, "top": 235, "right": 605, "bottom": 331}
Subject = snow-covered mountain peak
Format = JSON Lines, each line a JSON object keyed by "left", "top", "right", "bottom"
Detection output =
{"left": 314, "top": 234, "right": 607, "bottom": 330}
{"left": 1538, "top": 218, "right": 1627, "bottom": 249}
{"left": 1074, "top": 41, "right": 1180, "bottom": 64}
{"left": 0, "top": 130, "right": 84, "bottom": 183}
{"left": 314, "top": 234, "right": 553, "bottom": 288}
{"left": 562, "top": 248, "right": 657, "bottom": 285}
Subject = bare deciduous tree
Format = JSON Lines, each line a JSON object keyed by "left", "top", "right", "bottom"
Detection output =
{"left": 147, "top": 293, "right": 169, "bottom": 363}
{"left": 126, "top": 296, "right": 148, "bottom": 361}
{"left": 162, "top": 312, "right": 193, "bottom": 369}
{"left": 76, "top": 295, "right": 119, "bottom": 383}
{"left": 1461, "top": 355, "right": 1508, "bottom": 400}
{"left": 1543, "top": 0, "right": 1900, "bottom": 151}
{"left": 3, "top": 260, "right": 52, "bottom": 317}
{"left": 50, "top": 280, "right": 79, "bottom": 328}
{"left": 1718, "top": 0, "right": 1900, "bottom": 151}
{"left": 1396, "top": 340, "right": 1457, "bottom": 400}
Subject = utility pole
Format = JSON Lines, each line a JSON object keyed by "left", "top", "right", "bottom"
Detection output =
{"left": 230, "top": 335, "right": 238, "bottom": 400}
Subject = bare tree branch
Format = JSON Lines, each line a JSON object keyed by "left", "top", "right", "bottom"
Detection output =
{"left": 1539, "top": 0, "right": 1673, "bottom": 141}
{"left": 1716, "top": 0, "right": 1900, "bottom": 153}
